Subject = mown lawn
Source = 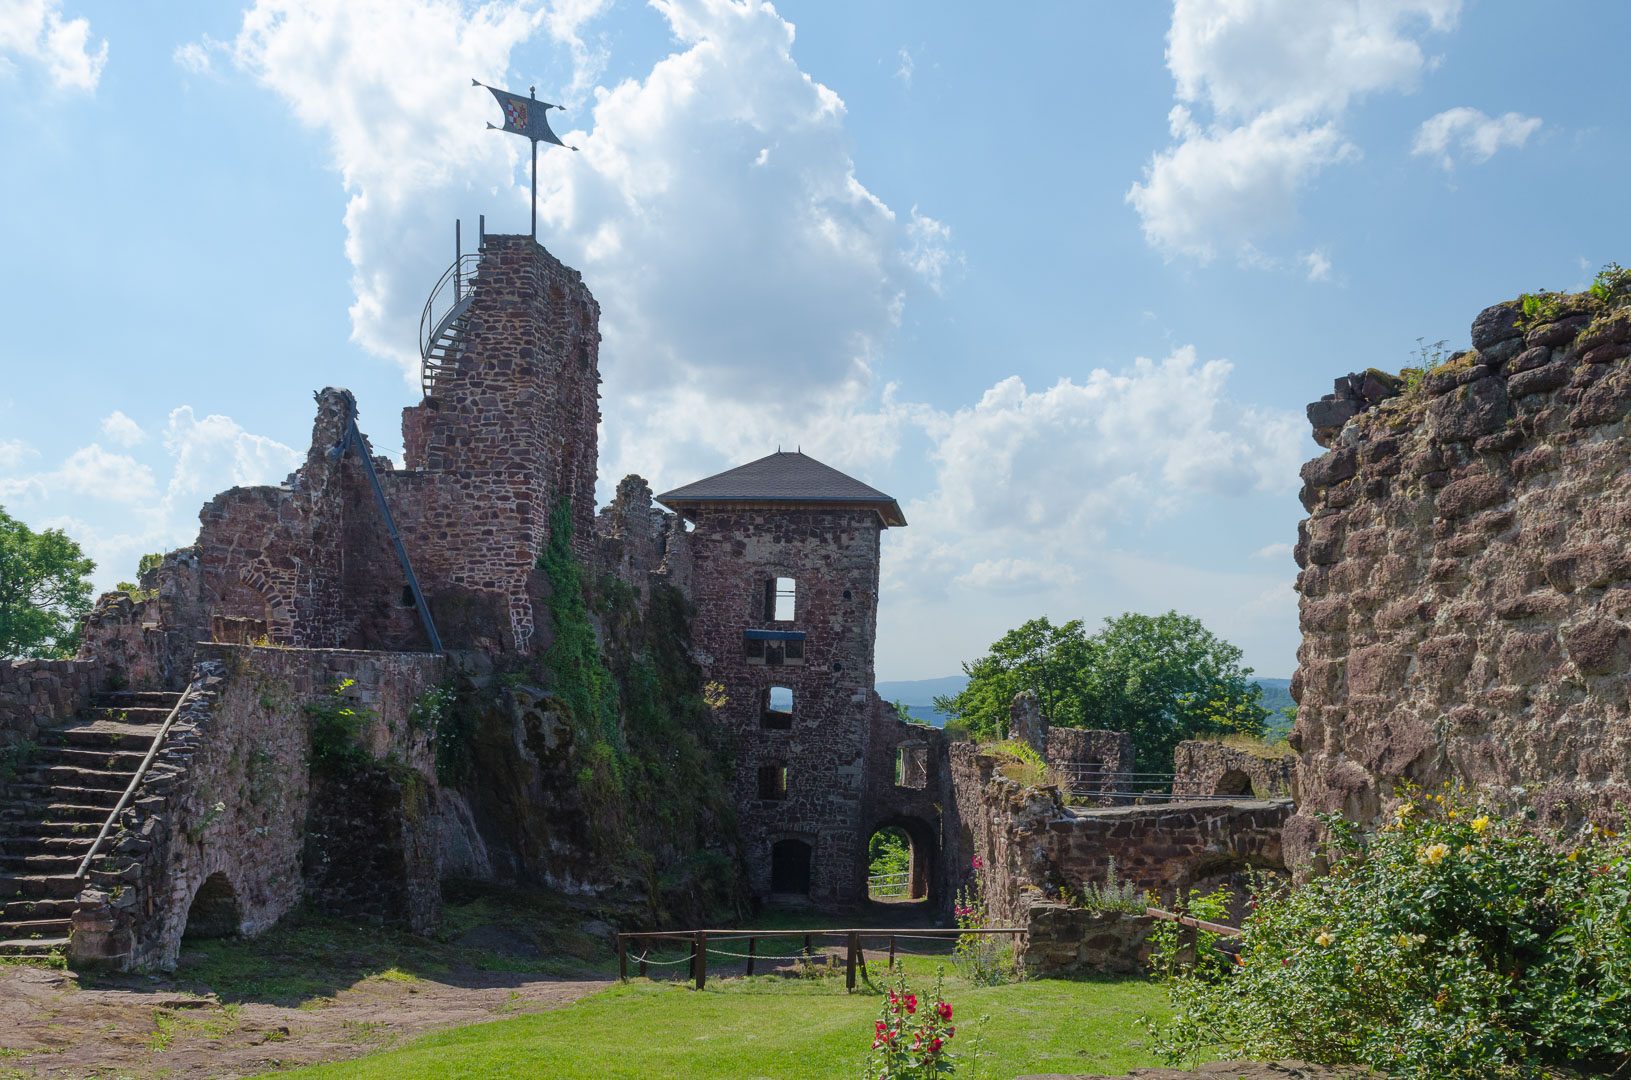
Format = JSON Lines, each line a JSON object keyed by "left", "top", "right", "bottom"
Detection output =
{"left": 266, "top": 959, "right": 1177, "bottom": 1079}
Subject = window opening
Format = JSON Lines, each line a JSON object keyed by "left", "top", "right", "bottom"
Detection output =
{"left": 763, "top": 576, "right": 796, "bottom": 622}
{"left": 762, "top": 685, "right": 793, "bottom": 729}
{"left": 895, "top": 744, "right": 928, "bottom": 789}
{"left": 757, "top": 763, "right": 789, "bottom": 800}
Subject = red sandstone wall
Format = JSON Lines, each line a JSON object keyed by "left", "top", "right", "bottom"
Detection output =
{"left": 1290, "top": 297, "right": 1631, "bottom": 867}
{"left": 687, "top": 505, "right": 888, "bottom": 904}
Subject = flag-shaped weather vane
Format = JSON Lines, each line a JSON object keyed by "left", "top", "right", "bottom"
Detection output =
{"left": 473, "top": 80, "right": 578, "bottom": 239}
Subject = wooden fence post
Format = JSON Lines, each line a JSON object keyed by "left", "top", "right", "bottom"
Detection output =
{"left": 694, "top": 931, "right": 708, "bottom": 991}
{"left": 845, "top": 930, "right": 860, "bottom": 991}
{"left": 803, "top": 933, "right": 813, "bottom": 966}
{"left": 746, "top": 936, "right": 756, "bottom": 977}
{"left": 887, "top": 935, "right": 897, "bottom": 971}
{"left": 618, "top": 935, "right": 628, "bottom": 982}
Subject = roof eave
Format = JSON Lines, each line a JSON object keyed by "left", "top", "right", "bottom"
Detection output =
{"left": 654, "top": 495, "right": 907, "bottom": 528}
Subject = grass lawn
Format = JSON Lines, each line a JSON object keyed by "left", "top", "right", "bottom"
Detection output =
{"left": 265, "top": 956, "right": 1177, "bottom": 1079}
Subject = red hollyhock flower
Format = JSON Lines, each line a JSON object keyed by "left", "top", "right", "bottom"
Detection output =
{"left": 937, "top": 1001, "right": 952, "bottom": 1020}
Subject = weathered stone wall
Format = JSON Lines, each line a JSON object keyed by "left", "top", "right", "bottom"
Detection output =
{"left": 1172, "top": 740, "right": 1297, "bottom": 800}
{"left": 686, "top": 504, "right": 901, "bottom": 905}
{"left": 0, "top": 658, "right": 105, "bottom": 757}
{"left": 948, "top": 743, "right": 1289, "bottom": 928}
{"left": 1019, "top": 900, "right": 1156, "bottom": 977}
{"left": 1290, "top": 295, "right": 1631, "bottom": 866}
{"left": 79, "top": 236, "right": 600, "bottom": 668}
{"left": 71, "top": 646, "right": 444, "bottom": 971}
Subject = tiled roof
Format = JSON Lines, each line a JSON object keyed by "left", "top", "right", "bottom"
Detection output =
{"left": 655, "top": 451, "right": 906, "bottom": 526}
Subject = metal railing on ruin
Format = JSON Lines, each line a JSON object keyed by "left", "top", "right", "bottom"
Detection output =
{"left": 866, "top": 871, "right": 911, "bottom": 899}
{"left": 616, "top": 926, "right": 1027, "bottom": 992}
{"left": 1050, "top": 763, "right": 1281, "bottom": 805}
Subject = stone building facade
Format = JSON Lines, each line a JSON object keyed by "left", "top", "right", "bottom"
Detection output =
{"left": 657, "top": 454, "right": 947, "bottom": 906}
{"left": 1289, "top": 293, "right": 1631, "bottom": 867}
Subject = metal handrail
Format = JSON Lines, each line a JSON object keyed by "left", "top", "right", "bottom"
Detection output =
{"left": 74, "top": 687, "right": 197, "bottom": 881}
{"left": 419, "top": 253, "right": 483, "bottom": 395}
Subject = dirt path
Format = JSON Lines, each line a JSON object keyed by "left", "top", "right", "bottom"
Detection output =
{"left": 0, "top": 963, "right": 610, "bottom": 1079}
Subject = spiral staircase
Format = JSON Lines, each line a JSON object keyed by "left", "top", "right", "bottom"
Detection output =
{"left": 419, "top": 252, "right": 482, "bottom": 398}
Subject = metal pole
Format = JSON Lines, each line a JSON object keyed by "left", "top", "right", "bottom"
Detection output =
{"left": 531, "top": 138, "right": 538, "bottom": 240}
{"left": 479, "top": 214, "right": 485, "bottom": 247}
{"left": 342, "top": 417, "right": 444, "bottom": 655}
{"left": 454, "top": 220, "right": 462, "bottom": 302}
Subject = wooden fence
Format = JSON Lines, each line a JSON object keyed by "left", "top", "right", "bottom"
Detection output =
{"left": 616, "top": 926, "right": 1026, "bottom": 991}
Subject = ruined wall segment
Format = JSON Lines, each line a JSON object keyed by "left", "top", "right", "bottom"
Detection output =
{"left": 1291, "top": 295, "right": 1631, "bottom": 866}
{"left": 70, "top": 646, "right": 443, "bottom": 971}
{"left": 79, "top": 235, "right": 603, "bottom": 668}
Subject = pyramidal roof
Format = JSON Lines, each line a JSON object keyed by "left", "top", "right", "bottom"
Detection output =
{"left": 655, "top": 451, "right": 906, "bottom": 527}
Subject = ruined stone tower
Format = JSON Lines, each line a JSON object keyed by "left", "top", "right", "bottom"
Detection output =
{"left": 657, "top": 452, "right": 913, "bottom": 905}
{"left": 87, "top": 235, "right": 602, "bottom": 677}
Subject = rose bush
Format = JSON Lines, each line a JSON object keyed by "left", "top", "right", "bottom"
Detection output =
{"left": 1147, "top": 788, "right": 1631, "bottom": 1078}
{"left": 866, "top": 970, "right": 957, "bottom": 1078}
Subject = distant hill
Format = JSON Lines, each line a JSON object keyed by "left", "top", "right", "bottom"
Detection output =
{"left": 875, "top": 674, "right": 1294, "bottom": 731}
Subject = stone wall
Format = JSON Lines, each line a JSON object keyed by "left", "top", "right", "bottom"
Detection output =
{"left": 1020, "top": 900, "right": 1156, "bottom": 977}
{"left": 79, "top": 235, "right": 600, "bottom": 669}
{"left": 1290, "top": 294, "right": 1631, "bottom": 866}
{"left": 1172, "top": 740, "right": 1297, "bottom": 800}
{"left": 71, "top": 646, "right": 444, "bottom": 971}
{"left": 949, "top": 743, "right": 1289, "bottom": 928}
{"left": 685, "top": 504, "right": 903, "bottom": 905}
{"left": 0, "top": 658, "right": 105, "bottom": 756}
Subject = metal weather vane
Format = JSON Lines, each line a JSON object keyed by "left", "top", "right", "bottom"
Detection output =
{"left": 473, "top": 79, "right": 578, "bottom": 239}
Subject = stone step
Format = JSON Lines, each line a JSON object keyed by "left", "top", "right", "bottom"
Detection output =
{"left": 0, "top": 936, "right": 69, "bottom": 956}
{"left": 50, "top": 723, "right": 160, "bottom": 752}
{"left": 47, "top": 746, "right": 150, "bottom": 770}
{"left": 85, "top": 705, "right": 173, "bottom": 725}
{"left": 0, "top": 917, "right": 72, "bottom": 939}
{"left": 0, "top": 854, "right": 82, "bottom": 876}
{"left": 0, "top": 802, "right": 117, "bottom": 824}
{"left": 0, "top": 828, "right": 100, "bottom": 848}
{"left": 30, "top": 765, "right": 136, "bottom": 793}
{"left": 93, "top": 691, "right": 182, "bottom": 709}
{"left": 1, "top": 784, "right": 121, "bottom": 809}
{"left": 0, "top": 835, "right": 95, "bottom": 857}
{"left": 0, "top": 896, "right": 75, "bottom": 921}
{"left": 0, "top": 873, "right": 81, "bottom": 900}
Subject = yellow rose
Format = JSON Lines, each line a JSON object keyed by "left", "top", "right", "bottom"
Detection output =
{"left": 1417, "top": 843, "right": 1450, "bottom": 866}
{"left": 1471, "top": 816, "right": 1490, "bottom": 835}
{"left": 1315, "top": 930, "right": 1334, "bottom": 947}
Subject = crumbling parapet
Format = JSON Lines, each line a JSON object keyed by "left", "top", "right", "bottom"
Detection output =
{"left": 1172, "top": 739, "right": 1296, "bottom": 801}
{"left": 1289, "top": 294, "right": 1631, "bottom": 871}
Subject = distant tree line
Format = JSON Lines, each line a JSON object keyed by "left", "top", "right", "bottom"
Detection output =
{"left": 933, "top": 611, "right": 1267, "bottom": 773}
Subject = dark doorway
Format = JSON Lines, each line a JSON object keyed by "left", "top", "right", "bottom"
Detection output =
{"left": 770, "top": 838, "right": 812, "bottom": 895}
{"left": 183, "top": 872, "right": 241, "bottom": 940}
{"left": 1215, "top": 769, "right": 1255, "bottom": 798}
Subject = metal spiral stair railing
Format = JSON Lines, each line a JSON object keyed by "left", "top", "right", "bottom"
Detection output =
{"left": 419, "top": 252, "right": 483, "bottom": 398}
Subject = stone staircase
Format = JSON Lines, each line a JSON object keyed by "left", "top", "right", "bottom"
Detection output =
{"left": 0, "top": 690, "right": 180, "bottom": 956}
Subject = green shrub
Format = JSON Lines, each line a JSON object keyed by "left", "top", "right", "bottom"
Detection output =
{"left": 305, "top": 678, "right": 370, "bottom": 771}
{"left": 1589, "top": 262, "right": 1631, "bottom": 307}
{"left": 1146, "top": 788, "right": 1631, "bottom": 1078}
{"left": 1076, "top": 857, "right": 1149, "bottom": 915}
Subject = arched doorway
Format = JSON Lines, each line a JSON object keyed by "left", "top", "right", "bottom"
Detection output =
{"left": 866, "top": 819, "right": 937, "bottom": 904}
{"left": 867, "top": 826, "right": 914, "bottom": 901}
{"left": 183, "top": 872, "right": 241, "bottom": 940}
{"left": 770, "top": 838, "right": 812, "bottom": 896}
{"left": 1215, "top": 769, "right": 1255, "bottom": 798}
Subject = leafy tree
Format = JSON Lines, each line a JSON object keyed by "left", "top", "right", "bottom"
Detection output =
{"left": 0, "top": 505, "right": 95, "bottom": 659}
{"left": 932, "top": 617, "right": 1094, "bottom": 738}
{"left": 936, "top": 611, "right": 1266, "bottom": 773}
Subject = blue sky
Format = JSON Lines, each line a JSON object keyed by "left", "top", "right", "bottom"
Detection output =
{"left": 2, "top": 0, "right": 1627, "bottom": 680}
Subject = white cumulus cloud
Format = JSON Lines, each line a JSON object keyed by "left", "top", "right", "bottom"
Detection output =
{"left": 1412, "top": 106, "right": 1541, "bottom": 170}
{"left": 1130, "top": 0, "right": 1459, "bottom": 263}
{"left": 0, "top": 0, "right": 107, "bottom": 90}
{"left": 222, "top": 0, "right": 955, "bottom": 502}
{"left": 100, "top": 410, "right": 146, "bottom": 448}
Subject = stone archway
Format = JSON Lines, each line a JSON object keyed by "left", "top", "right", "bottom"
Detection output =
{"left": 183, "top": 872, "right": 242, "bottom": 940}
{"left": 865, "top": 817, "right": 939, "bottom": 905}
{"left": 1215, "top": 768, "right": 1255, "bottom": 798}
